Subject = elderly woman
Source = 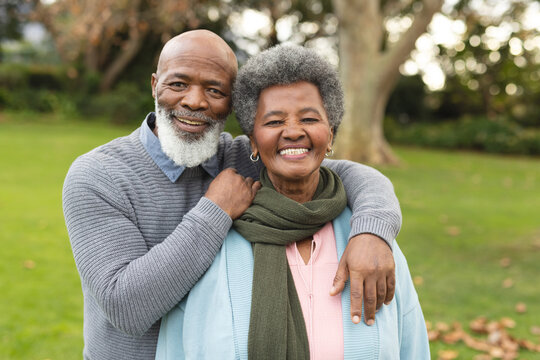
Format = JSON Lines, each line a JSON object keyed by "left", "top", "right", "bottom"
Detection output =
{"left": 155, "top": 45, "right": 430, "bottom": 359}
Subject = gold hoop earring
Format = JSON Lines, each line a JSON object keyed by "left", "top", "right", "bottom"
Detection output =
{"left": 250, "top": 152, "right": 260, "bottom": 162}
{"left": 325, "top": 148, "right": 334, "bottom": 157}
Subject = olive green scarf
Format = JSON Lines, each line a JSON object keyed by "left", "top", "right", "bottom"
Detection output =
{"left": 233, "top": 166, "right": 347, "bottom": 359}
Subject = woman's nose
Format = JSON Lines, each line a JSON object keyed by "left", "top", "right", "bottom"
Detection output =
{"left": 180, "top": 87, "right": 208, "bottom": 111}
{"left": 282, "top": 122, "right": 305, "bottom": 140}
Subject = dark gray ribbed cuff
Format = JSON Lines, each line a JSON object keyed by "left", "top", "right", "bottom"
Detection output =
{"left": 349, "top": 217, "right": 396, "bottom": 250}
{"left": 195, "top": 197, "right": 233, "bottom": 235}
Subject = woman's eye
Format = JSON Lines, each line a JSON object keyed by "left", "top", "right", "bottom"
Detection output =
{"left": 265, "top": 120, "right": 283, "bottom": 126}
{"left": 302, "top": 118, "right": 319, "bottom": 123}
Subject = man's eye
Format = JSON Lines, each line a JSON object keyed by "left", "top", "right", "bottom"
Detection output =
{"left": 171, "top": 82, "right": 187, "bottom": 88}
{"left": 208, "top": 88, "right": 225, "bottom": 96}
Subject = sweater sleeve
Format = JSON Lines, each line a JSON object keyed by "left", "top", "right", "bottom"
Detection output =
{"left": 322, "top": 158, "right": 401, "bottom": 248}
{"left": 226, "top": 136, "right": 402, "bottom": 247}
{"left": 62, "top": 154, "right": 232, "bottom": 337}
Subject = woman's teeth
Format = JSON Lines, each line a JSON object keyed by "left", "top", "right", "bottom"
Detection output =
{"left": 279, "top": 148, "right": 309, "bottom": 156}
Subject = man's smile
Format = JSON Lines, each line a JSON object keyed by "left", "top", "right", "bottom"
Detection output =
{"left": 176, "top": 117, "right": 207, "bottom": 126}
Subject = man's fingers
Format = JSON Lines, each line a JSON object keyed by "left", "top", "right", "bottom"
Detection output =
{"left": 376, "top": 279, "right": 386, "bottom": 310}
{"left": 251, "top": 180, "right": 262, "bottom": 193}
{"left": 349, "top": 276, "right": 365, "bottom": 324}
{"left": 384, "top": 273, "right": 396, "bottom": 305}
{"left": 361, "top": 279, "right": 376, "bottom": 326}
{"left": 330, "top": 262, "right": 349, "bottom": 296}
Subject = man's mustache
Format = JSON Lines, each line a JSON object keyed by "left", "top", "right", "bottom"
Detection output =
{"left": 164, "top": 108, "right": 221, "bottom": 125}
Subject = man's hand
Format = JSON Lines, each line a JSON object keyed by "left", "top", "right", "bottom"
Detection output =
{"left": 330, "top": 234, "right": 395, "bottom": 325}
{"left": 205, "top": 168, "right": 261, "bottom": 219}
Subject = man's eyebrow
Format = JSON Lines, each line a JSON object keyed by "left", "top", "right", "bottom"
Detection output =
{"left": 163, "top": 73, "right": 190, "bottom": 81}
{"left": 202, "top": 79, "right": 225, "bottom": 88}
{"left": 166, "top": 73, "right": 225, "bottom": 88}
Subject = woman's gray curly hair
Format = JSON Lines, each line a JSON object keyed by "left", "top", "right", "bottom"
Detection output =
{"left": 232, "top": 44, "right": 344, "bottom": 136}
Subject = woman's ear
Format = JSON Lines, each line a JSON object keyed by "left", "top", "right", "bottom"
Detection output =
{"left": 328, "top": 127, "right": 334, "bottom": 148}
{"left": 249, "top": 136, "right": 258, "bottom": 156}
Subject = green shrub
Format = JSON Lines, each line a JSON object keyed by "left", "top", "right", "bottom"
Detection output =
{"left": 78, "top": 82, "right": 154, "bottom": 124}
{"left": 385, "top": 116, "right": 540, "bottom": 155}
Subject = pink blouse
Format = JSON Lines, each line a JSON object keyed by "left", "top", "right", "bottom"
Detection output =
{"left": 286, "top": 222, "right": 344, "bottom": 359}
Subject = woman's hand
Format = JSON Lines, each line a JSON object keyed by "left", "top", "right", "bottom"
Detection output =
{"left": 330, "top": 234, "right": 395, "bottom": 325}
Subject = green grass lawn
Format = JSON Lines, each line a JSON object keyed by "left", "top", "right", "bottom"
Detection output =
{"left": 1, "top": 111, "right": 539, "bottom": 359}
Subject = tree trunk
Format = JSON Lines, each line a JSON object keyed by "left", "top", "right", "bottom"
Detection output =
{"left": 99, "top": 25, "right": 148, "bottom": 91}
{"left": 332, "top": 0, "right": 443, "bottom": 165}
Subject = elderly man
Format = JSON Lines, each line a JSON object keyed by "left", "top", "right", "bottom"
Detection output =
{"left": 63, "top": 29, "right": 402, "bottom": 360}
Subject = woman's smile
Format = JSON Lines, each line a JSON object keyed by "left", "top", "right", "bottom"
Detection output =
{"left": 250, "top": 81, "right": 333, "bottom": 201}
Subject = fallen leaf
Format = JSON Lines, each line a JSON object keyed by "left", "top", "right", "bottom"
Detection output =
{"left": 530, "top": 326, "right": 540, "bottom": 335}
{"left": 499, "top": 317, "right": 516, "bottom": 329}
{"left": 23, "top": 260, "right": 36, "bottom": 269}
{"left": 502, "top": 278, "right": 514, "bottom": 288}
{"left": 499, "top": 257, "right": 512, "bottom": 268}
{"left": 438, "top": 349, "right": 459, "bottom": 360}
{"left": 470, "top": 317, "right": 488, "bottom": 333}
{"left": 489, "top": 346, "right": 504, "bottom": 358}
{"left": 486, "top": 321, "right": 502, "bottom": 333}
{"left": 413, "top": 276, "right": 424, "bottom": 286}
{"left": 518, "top": 339, "right": 537, "bottom": 351}
{"left": 463, "top": 333, "right": 491, "bottom": 352}
{"left": 501, "top": 352, "right": 518, "bottom": 360}
{"left": 442, "top": 330, "right": 464, "bottom": 344}
{"left": 436, "top": 322, "right": 450, "bottom": 332}
{"left": 428, "top": 330, "right": 440, "bottom": 341}
{"left": 515, "top": 302, "right": 527, "bottom": 314}
{"left": 446, "top": 226, "right": 461, "bottom": 236}
{"left": 500, "top": 337, "right": 519, "bottom": 352}
{"left": 488, "top": 329, "right": 502, "bottom": 344}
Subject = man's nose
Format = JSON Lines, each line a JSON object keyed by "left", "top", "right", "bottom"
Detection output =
{"left": 180, "top": 86, "right": 208, "bottom": 111}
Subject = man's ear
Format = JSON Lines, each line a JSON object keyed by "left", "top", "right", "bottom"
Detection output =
{"left": 151, "top": 73, "right": 158, "bottom": 99}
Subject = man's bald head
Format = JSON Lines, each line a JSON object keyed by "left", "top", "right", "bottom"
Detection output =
{"left": 156, "top": 29, "right": 238, "bottom": 79}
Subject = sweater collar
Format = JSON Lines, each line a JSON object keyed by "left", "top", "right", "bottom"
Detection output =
{"left": 139, "top": 112, "right": 219, "bottom": 182}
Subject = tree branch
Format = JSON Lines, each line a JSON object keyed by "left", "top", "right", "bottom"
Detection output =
{"left": 380, "top": 0, "right": 443, "bottom": 91}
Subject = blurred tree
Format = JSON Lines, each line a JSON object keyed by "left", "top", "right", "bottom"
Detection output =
{"left": 332, "top": 0, "right": 443, "bottom": 164}
{"left": 0, "top": 0, "right": 23, "bottom": 42}
{"left": 32, "top": 0, "right": 224, "bottom": 91}
{"left": 0, "top": 0, "right": 32, "bottom": 61}
{"left": 432, "top": 0, "right": 540, "bottom": 127}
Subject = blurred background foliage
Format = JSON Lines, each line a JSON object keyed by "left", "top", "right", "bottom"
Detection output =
{"left": 1, "top": 0, "right": 539, "bottom": 155}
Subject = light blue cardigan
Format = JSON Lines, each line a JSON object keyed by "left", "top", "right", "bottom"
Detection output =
{"left": 156, "top": 208, "right": 430, "bottom": 359}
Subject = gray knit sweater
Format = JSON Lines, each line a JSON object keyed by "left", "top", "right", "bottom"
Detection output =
{"left": 62, "top": 125, "right": 401, "bottom": 360}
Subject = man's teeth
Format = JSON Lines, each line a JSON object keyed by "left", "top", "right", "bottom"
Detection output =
{"left": 279, "top": 148, "right": 309, "bottom": 156}
{"left": 178, "top": 118, "right": 205, "bottom": 126}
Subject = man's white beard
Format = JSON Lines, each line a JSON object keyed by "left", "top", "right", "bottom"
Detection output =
{"left": 155, "top": 100, "right": 225, "bottom": 168}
